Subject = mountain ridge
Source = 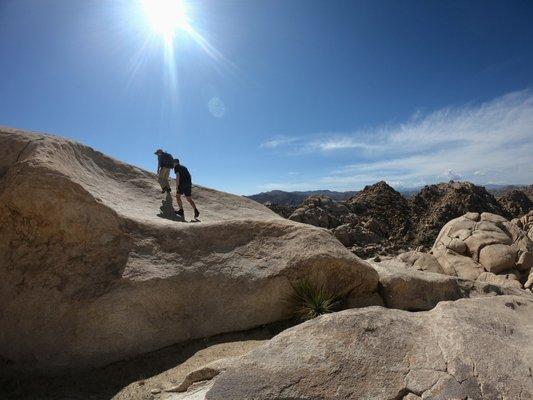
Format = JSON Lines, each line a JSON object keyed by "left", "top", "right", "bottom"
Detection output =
{"left": 247, "top": 183, "right": 533, "bottom": 206}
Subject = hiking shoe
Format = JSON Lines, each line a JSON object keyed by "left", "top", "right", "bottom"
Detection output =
{"left": 165, "top": 187, "right": 171, "bottom": 193}
{"left": 175, "top": 209, "right": 184, "bottom": 218}
{"left": 194, "top": 209, "right": 200, "bottom": 219}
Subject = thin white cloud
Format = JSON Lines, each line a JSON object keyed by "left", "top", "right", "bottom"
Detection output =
{"left": 259, "top": 136, "right": 298, "bottom": 149}
{"left": 258, "top": 181, "right": 318, "bottom": 191}
{"left": 260, "top": 133, "right": 383, "bottom": 153}
{"left": 306, "top": 137, "right": 384, "bottom": 152}
{"left": 259, "top": 90, "right": 533, "bottom": 190}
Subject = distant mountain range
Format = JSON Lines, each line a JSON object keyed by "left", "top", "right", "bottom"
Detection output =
{"left": 246, "top": 190, "right": 358, "bottom": 206}
{"left": 485, "top": 184, "right": 533, "bottom": 199}
{"left": 246, "top": 184, "right": 533, "bottom": 205}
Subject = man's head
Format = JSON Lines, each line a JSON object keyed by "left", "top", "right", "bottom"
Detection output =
{"left": 154, "top": 149, "right": 163, "bottom": 155}
{"left": 173, "top": 158, "right": 180, "bottom": 167}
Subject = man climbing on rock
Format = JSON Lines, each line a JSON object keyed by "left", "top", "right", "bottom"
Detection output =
{"left": 154, "top": 149, "right": 174, "bottom": 193}
{"left": 174, "top": 158, "right": 200, "bottom": 219}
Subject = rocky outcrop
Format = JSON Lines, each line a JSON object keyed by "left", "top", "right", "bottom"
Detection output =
{"left": 410, "top": 181, "right": 508, "bottom": 247}
{"left": 0, "top": 127, "right": 378, "bottom": 372}
{"left": 497, "top": 189, "right": 533, "bottom": 218}
{"left": 267, "top": 180, "right": 530, "bottom": 258}
{"left": 514, "top": 210, "right": 533, "bottom": 240}
{"left": 286, "top": 182, "right": 413, "bottom": 257}
{"left": 247, "top": 189, "right": 357, "bottom": 206}
{"left": 346, "top": 180, "right": 412, "bottom": 241}
{"left": 429, "top": 212, "right": 533, "bottom": 289}
{"left": 331, "top": 222, "right": 381, "bottom": 248}
{"left": 174, "top": 295, "right": 533, "bottom": 400}
{"left": 262, "top": 202, "right": 295, "bottom": 218}
{"left": 492, "top": 184, "right": 533, "bottom": 203}
{"left": 288, "top": 195, "right": 353, "bottom": 229}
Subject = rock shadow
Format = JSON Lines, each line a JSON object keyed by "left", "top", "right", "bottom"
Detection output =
{"left": 157, "top": 192, "right": 183, "bottom": 222}
{"left": 0, "top": 321, "right": 295, "bottom": 400}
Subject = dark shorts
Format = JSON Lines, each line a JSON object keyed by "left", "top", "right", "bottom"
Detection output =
{"left": 178, "top": 181, "right": 192, "bottom": 197}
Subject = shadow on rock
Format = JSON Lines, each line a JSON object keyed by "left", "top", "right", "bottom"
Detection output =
{"left": 157, "top": 192, "right": 182, "bottom": 222}
{"left": 0, "top": 323, "right": 293, "bottom": 400}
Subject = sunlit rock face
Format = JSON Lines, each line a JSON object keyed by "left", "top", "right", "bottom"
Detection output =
{"left": 0, "top": 127, "right": 378, "bottom": 372}
{"left": 430, "top": 212, "right": 533, "bottom": 289}
{"left": 174, "top": 296, "right": 533, "bottom": 400}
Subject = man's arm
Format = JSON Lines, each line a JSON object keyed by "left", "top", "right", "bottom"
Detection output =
{"left": 175, "top": 171, "right": 180, "bottom": 187}
{"left": 157, "top": 157, "right": 161, "bottom": 173}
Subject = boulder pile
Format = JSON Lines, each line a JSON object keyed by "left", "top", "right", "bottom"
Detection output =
{"left": 399, "top": 212, "right": 533, "bottom": 290}
{"left": 409, "top": 181, "right": 508, "bottom": 246}
{"left": 265, "top": 181, "right": 531, "bottom": 258}
{"left": 497, "top": 189, "right": 533, "bottom": 217}
{"left": 513, "top": 210, "right": 533, "bottom": 240}
{"left": 288, "top": 195, "right": 352, "bottom": 229}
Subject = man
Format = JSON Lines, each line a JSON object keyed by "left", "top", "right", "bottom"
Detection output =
{"left": 154, "top": 149, "right": 174, "bottom": 193}
{"left": 174, "top": 158, "right": 200, "bottom": 219}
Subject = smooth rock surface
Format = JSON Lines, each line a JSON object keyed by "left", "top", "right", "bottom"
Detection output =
{"left": 177, "top": 296, "right": 533, "bottom": 400}
{"left": 478, "top": 243, "right": 517, "bottom": 273}
{"left": 0, "top": 127, "right": 378, "bottom": 372}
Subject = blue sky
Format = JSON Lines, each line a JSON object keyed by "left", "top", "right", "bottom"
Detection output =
{"left": 1, "top": 0, "right": 532, "bottom": 195}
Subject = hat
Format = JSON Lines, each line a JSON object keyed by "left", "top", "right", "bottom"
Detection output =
{"left": 154, "top": 149, "right": 163, "bottom": 155}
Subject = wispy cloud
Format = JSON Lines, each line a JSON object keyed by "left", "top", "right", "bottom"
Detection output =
{"left": 306, "top": 137, "right": 383, "bottom": 152}
{"left": 260, "top": 133, "right": 383, "bottom": 153}
{"left": 259, "top": 136, "right": 298, "bottom": 149}
{"left": 259, "top": 90, "right": 533, "bottom": 190}
{"left": 258, "top": 181, "right": 319, "bottom": 191}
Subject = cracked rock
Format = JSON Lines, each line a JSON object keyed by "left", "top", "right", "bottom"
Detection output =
{"left": 176, "top": 295, "right": 533, "bottom": 400}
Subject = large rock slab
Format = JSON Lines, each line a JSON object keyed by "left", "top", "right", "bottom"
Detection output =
{"left": 0, "top": 127, "right": 378, "bottom": 372}
{"left": 176, "top": 296, "right": 533, "bottom": 399}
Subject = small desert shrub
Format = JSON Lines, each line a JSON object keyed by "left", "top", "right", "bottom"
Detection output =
{"left": 289, "top": 278, "right": 344, "bottom": 321}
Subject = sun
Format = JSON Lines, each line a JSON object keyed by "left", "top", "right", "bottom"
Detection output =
{"left": 141, "top": 0, "right": 191, "bottom": 41}
{"left": 134, "top": 0, "right": 227, "bottom": 88}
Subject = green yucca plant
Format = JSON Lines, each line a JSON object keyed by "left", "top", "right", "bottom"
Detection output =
{"left": 289, "top": 278, "right": 344, "bottom": 321}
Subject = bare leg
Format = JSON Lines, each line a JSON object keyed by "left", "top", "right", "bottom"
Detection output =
{"left": 186, "top": 196, "right": 197, "bottom": 210}
{"left": 176, "top": 194, "right": 183, "bottom": 210}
